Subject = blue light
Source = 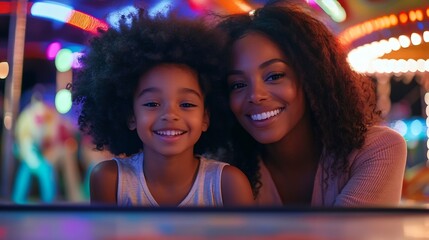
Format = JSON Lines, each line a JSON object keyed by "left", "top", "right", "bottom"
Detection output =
{"left": 149, "top": 0, "right": 174, "bottom": 17}
{"left": 30, "top": 1, "right": 73, "bottom": 23}
{"left": 106, "top": 5, "right": 138, "bottom": 29}
{"left": 410, "top": 119, "right": 423, "bottom": 136}
{"left": 391, "top": 120, "right": 407, "bottom": 136}
{"left": 390, "top": 118, "right": 427, "bottom": 141}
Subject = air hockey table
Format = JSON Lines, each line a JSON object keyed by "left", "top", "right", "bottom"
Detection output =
{"left": 0, "top": 205, "right": 428, "bottom": 239}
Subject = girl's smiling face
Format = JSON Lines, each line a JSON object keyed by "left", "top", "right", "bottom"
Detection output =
{"left": 129, "top": 64, "right": 209, "bottom": 157}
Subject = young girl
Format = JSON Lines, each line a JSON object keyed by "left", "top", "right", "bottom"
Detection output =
{"left": 71, "top": 11, "right": 253, "bottom": 207}
{"left": 217, "top": 0, "right": 407, "bottom": 206}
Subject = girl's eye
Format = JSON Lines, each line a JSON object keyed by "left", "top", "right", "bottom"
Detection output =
{"left": 229, "top": 82, "right": 247, "bottom": 91}
{"left": 266, "top": 73, "right": 285, "bottom": 82}
{"left": 143, "top": 102, "right": 160, "bottom": 107}
{"left": 180, "top": 103, "right": 197, "bottom": 108}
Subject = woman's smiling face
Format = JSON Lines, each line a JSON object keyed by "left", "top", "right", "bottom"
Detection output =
{"left": 227, "top": 32, "right": 307, "bottom": 144}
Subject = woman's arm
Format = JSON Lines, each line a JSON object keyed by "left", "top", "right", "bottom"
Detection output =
{"left": 90, "top": 160, "right": 118, "bottom": 205}
{"left": 335, "top": 127, "right": 407, "bottom": 206}
{"left": 221, "top": 165, "right": 255, "bottom": 206}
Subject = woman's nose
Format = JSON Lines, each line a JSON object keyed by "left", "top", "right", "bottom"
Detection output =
{"left": 247, "top": 81, "right": 268, "bottom": 104}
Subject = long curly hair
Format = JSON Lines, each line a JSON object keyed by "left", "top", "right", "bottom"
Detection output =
{"left": 216, "top": 0, "right": 382, "bottom": 196}
{"left": 71, "top": 10, "right": 229, "bottom": 157}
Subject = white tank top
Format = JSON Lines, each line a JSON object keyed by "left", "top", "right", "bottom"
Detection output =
{"left": 114, "top": 152, "right": 228, "bottom": 207}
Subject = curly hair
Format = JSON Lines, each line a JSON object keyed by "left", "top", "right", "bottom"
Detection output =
{"left": 216, "top": 1, "right": 382, "bottom": 195}
{"left": 71, "top": 10, "right": 229, "bottom": 157}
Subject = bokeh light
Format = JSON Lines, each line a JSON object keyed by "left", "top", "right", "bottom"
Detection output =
{"left": 55, "top": 89, "right": 72, "bottom": 114}
{"left": 0, "top": 61, "right": 9, "bottom": 79}
{"left": 46, "top": 42, "right": 62, "bottom": 60}
{"left": 55, "top": 49, "right": 73, "bottom": 72}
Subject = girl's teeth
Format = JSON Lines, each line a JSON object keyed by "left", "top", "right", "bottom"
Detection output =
{"left": 156, "top": 130, "right": 184, "bottom": 136}
{"left": 251, "top": 109, "right": 281, "bottom": 121}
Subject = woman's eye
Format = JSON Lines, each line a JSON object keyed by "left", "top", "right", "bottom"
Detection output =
{"left": 143, "top": 102, "right": 159, "bottom": 107}
{"left": 229, "top": 82, "right": 247, "bottom": 91}
{"left": 180, "top": 103, "right": 197, "bottom": 108}
{"left": 266, "top": 73, "right": 285, "bottom": 82}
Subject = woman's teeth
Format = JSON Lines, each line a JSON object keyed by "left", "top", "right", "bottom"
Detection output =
{"left": 250, "top": 108, "right": 282, "bottom": 121}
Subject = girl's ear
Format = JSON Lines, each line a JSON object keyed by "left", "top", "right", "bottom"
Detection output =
{"left": 128, "top": 116, "right": 136, "bottom": 130}
{"left": 202, "top": 110, "right": 209, "bottom": 132}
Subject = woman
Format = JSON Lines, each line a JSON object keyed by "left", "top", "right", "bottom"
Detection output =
{"left": 217, "top": 0, "right": 407, "bottom": 206}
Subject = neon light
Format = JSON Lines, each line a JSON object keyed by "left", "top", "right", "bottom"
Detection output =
{"left": 425, "top": 93, "right": 429, "bottom": 164}
{"left": 31, "top": 1, "right": 73, "bottom": 22}
{"left": 28, "top": 1, "right": 108, "bottom": 33}
{"left": 55, "top": 89, "right": 72, "bottom": 114}
{"left": 315, "top": 0, "right": 346, "bottom": 22}
{"left": 149, "top": 0, "right": 174, "bottom": 17}
{"left": 0, "top": 62, "right": 9, "bottom": 79}
{"left": 306, "top": 0, "right": 318, "bottom": 7}
{"left": 339, "top": 7, "right": 427, "bottom": 47}
{"left": 72, "top": 52, "right": 84, "bottom": 69}
{"left": 68, "top": 10, "right": 108, "bottom": 34}
{"left": 391, "top": 120, "right": 407, "bottom": 136}
{"left": 399, "top": 13, "right": 408, "bottom": 23}
{"left": 46, "top": 42, "right": 62, "bottom": 60}
{"left": 411, "top": 119, "right": 424, "bottom": 136}
{"left": 55, "top": 49, "right": 73, "bottom": 72}
{"left": 389, "top": 118, "right": 427, "bottom": 141}
{"left": 233, "top": 0, "right": 252, "bottom": 12}
{"left": 106, "top": 6, "right": 138, "bottom": 29}
{"left": 347, "top": 31, "right": 429, "bottom": 74}
{"left": 2, "top": 1, "right": 107, "bottom": 33}
{"left": 411, "top": 33, "right": 422, "bottom": 46}
{"left": 416, "top": 10, "right": 423, "bottom": 21}
{"left": 0, "top": 2, "right": 12, "bottom": 14}
{"left": 0, "top": 1, "right": 33, "bottom": 14}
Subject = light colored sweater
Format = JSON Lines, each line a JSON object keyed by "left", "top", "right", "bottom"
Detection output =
{"left": 114, "top": 153, "right": 228, "bottom": 206}
{"left": 256, "top": 125, "right": 407, "bottom": 207}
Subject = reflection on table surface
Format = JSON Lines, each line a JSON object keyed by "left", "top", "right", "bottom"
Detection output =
{"left": 0, "top": 206, "right": 428, "bottom": 240}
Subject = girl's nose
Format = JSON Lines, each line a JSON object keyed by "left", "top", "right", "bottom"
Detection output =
{"left": 161, "top": 105, "right": 179, "bottom": 121}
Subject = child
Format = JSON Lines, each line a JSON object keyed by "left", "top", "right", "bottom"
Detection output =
{"left": 71, "top": 10, "right": 253, "bottom": 207}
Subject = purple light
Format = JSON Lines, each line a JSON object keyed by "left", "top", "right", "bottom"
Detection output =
{"left": 306, "top": 0, "right": 317, "bottom": 7}
{"left": 46, "top": 42, "right": 61, "bottom": 60}
{"left": 72, "top": 52, "right": 83, "bottom": 69}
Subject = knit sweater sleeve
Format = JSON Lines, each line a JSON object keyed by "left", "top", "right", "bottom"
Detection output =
{"left": 334, "top": 126, "right": 407, "bottom": 206}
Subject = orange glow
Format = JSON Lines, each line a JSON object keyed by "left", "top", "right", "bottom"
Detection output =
{"left": 233, "top": 0, "right": 252, "bottom": 12}
{"left": 67, "top": 10, "right": 108, "bottom": 34}
{"left": 415, "top": 10, "right": 423, "bottom": 21}
{"left": 409, "top": 10, "right": 416, "bottom": 22}
{"left": 427, "top": 8, "right": 429, "bottom": 17}
{"left": 351, "top": 27, "right": 361, "bottom": 38}
{"left": 364, "top": 21, "right": 373, "bottom": 34}
{"left": 339, "top": 8, "right": 425, "bottom": 46}
{"left": 399, "top": 13, "right": 408, "bottom": 23}
{"left": 382, "top": 16, "right": 390, "bottom": 28}
{"left": 389, "top": 14, "right": 398, "bottom": 26}
{"left": 0, "top": 1, "right": 105, "bottom": 34}
{"left": 215, "top": 0, "right": 249, "bottom": 14}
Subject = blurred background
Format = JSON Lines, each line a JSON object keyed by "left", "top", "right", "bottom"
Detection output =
{"left": 0, "top": 0, "right": 428, "bottom": 206}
